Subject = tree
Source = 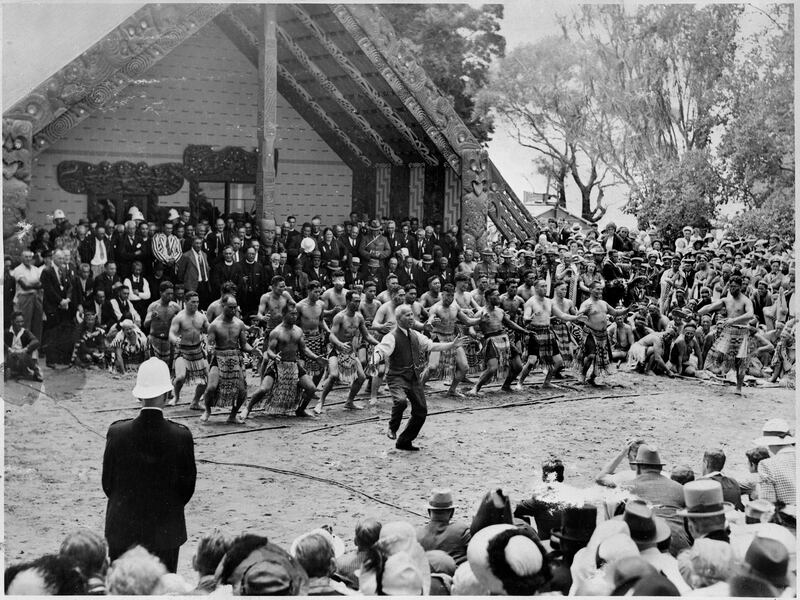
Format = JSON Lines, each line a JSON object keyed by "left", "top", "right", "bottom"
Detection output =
{"left": 717, "top": 5, "right": 793, "bottom": 211}
{"left": 478, "top": 37, "right": 612, "bottom": 222}
{"left": 381, "top": 4, "right": 506, "bottom": 144}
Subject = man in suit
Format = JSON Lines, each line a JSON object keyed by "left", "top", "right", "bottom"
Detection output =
{"left": 102, "top": 357, "right": 196, "bottom": 572}
{"left": 212, "top": 245, "right": 244, "bottom": 297}
{"left": 629, "top": 445, "right": 689, "bottom": 555}
{"left": 343, "top": 223, "right": 361, "bottom": 261}
{"left": 698, "top": 448, "right": 744, "bottom": 511}
{"left": 203, "top": 218, "right": 228, "bottom": 262}
{"left": 384, "top": 220, "right": 405, "bottom": 260}
{"left": 416, "top": 489, "right": 471, "bottom": 565}
{"left": 79, "top": 225, "right": 114, "bottom": 277}
{"left": 115, "top": 221, "right": 145, "bottom": 281}
{"left": 41, "top": 249, "right": 75, "bottom": 367}
{"left": 176, "top": 236, "right": 212, "bottom": 309}
{"left": 71, "top": 262, "right": 95, "bottom": 312}
{"left": 397, "top": 255, "right": 418, "bottom": 288}
{"left": 408, "top": 228, "right": 432, "bottom": 261}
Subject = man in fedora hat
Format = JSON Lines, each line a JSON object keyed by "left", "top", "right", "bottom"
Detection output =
{"left": 614, "top": 500, "right": 690, "bottom": 593}
{"left": 358, "top": 219, "right": 391, "bottom": 265}
{"left": 416, "top": 489, "right": 471, "bottom": 565}
{"left": 740, "top": 536, "right": 793, "bottom": 594}
{"left": 753, "top": 419, "right": 796, "bottom": 507}
{"left": 677, "top": 479, "right": 734, "bottom": 544}
{"left": 547, "top": 505, "right": 597, "bottom": 594}
{"left": 102, "top": 357, "right": 196, "bottom": 572}
{"left": 628, "top": 445, "right": 690, "bottom": 555}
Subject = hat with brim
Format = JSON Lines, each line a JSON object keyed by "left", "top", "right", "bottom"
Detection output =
{"left": 591, "top": 247, "right": 605, "bottom": 255}
{"left": 132, "top": 357, "right": 174, "bottom": 399}
{"left": 301, "top": 237, "right": 316, "bottom": 253}
{"left": 744, "top": 536, "right": 791, "bottom": 588}
{"left": 630, "top": 444, "right": 664, "bottom": 467}
{"left": 500, "top": 250, "right": 514, "bottom": 259}
{"left": 167, "top": 208, "right": 180, "bottom": 221}
{"left": 676, "top": 479, "right": 735, "bottom": 518}
{"left": 427, "top": 488, "right": 454, "bottom": 510}
{"left": 753, "top": 418, "right": 795, "bottom": 446}
{"left": 613, "top": 500, "right": 671, "bottom": 545}
{"left": 422, "top": 254, "right": 434, "bottom": 264}
{"left": 368, "top": 219, "right": 383, "bottom": 231}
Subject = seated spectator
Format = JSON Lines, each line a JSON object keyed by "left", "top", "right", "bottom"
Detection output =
{"left": 699, "top": 447, "right": 744, "bottom": 511}
{"left": 107, "top": 319, "right": 149, "bottom": 373}
{"left": 608, "top": 314, "right": 634, "bottom": 362}
{"left": 4, "top": 310, "right": 43, "bottom": 381}
{"left": 466, "top": 523, "right": 551, "bottom": 595}
{"left": 426, "top": 550, "right": 457, "bottom": 595}
{"left": 677, "top": 480, "right": 734, "bottom": 544}
{"left": 547, "top": 505, "right": 597, "bottom": 594}
{"left": 669, "top": 320, "right": 703, "bottom": 376}
{"left": 738, "top": 446, "right": 771, "bottom": 500}
{"left": 215, "top": 534, "right": 308, "bottom": 596}
{"left": 753, "top": 418, "right": 796, "bottom": 508}
{"left": 336, "top": 518, "right": 381, "bottom": 590}
{"left": 360, "top": 521, "right": 431, "bottom": 595}
{"left": 606, "top": 555, "right": 660, "bottom": 595}
{"left": 671, "top": 465, "right": 695, "bottom": 485}
{"left": 70, "top": 311, "right": 108, "bottom": 368}
{"left": 677, "top": 538, "right": 734, "bottom": 595}
{"left": 416, "top": 489, "right": 471, "bottom": 565}
{"left": 290, "top": 531, "right": 348, "bottom": 595}
{"left": 59, "top": 528, "right": 108, "bottom": 595}
{"left": 192, "top": 530, "right": 231, "bottom": 594}
{"left": 152, "top": 572, "right": 193, "bottom": 594}
{"left": 738, "top": 536, "right": 792, "bottom": 596}
{"left": 595, "top": 439, "right": 645, "bottom": 488}
{"left": 105, "top": 546, "right": 166, "bottom": 595}
{"left": 5, "top": 554, "right": 86, "bottom": 595}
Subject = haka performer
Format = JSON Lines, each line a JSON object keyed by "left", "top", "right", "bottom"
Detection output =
{"left": 519, "top": 279, "right": 586, "bottom": 388}
{"left": 576, "top": 281, "right": 629, "bottom": 386}
{"left": 295, "top": 281, "right": 329, "bottom": 387}
{"left": 467, "top": 288, "right": 528, "bottom": 395}
{"left": 169, "top": 291, "right": 209, "bottom": 408}
{"left": 697, "top": 275, "right": 756, "bottom": 395}
{"left": 200, "top": 294, "right": 255, "bottom": 423}
{"left": 239, "top": 304, "right": 326, "bottom": 421}
{"left": 143, "top": 281, "right": 180, "bottom": 369}
{"left": 424, "top": 283, "right": 481, "bottom": 397}
{"left": 316, "top": 291, "right": 380, "bottom": 413}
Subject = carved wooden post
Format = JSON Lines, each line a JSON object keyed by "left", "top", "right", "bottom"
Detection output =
{"left": 460, "top": 149, "right": 489, "bottom": 251}
{"left": 3, "top": 118, "right": 33, "bottom": 259}
{"left": 255, "top": 5, "right": 277, "bottom": 219}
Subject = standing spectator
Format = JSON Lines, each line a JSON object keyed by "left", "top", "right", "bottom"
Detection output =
{"left": 124, "top": 261, "right": 151, "bottom": 322}
{"left": 41, "top": 249, "right": 74, "bottom": 367}
{"left": 116, "top": 220, "right": 144, "bottom": 281}
{"left": 71, "top": 263, "right": 95, "bottom": 313}
{"left": 212, "top": 246, "right": 243, "bottom": 296}
{"left": 176, "top": 236, "right": 212, "bottom": 309}
{"left": 11, "top": 249, "right": 44, "bottom": 342}
{"left": 102, "top": 358, "right": 196, "bottom": 572}
{"left": 240, "top": 246, "right": 266, "bottom": 317}
{"left": 151, "top": 221, "right": 182, "bottom": 278}
{"left": 359, "top": 219, "right": 391, "bottom": 265}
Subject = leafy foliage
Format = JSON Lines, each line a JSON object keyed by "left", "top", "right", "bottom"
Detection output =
{"left": 381, "top": 4, "right": 505, "bottom": 143}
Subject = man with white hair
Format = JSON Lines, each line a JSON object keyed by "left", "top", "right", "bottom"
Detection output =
{"left": 102, "top": 358, "right": 196, "bottom": 572}
{"left": 754, "top": 419, "right": 796, "bottom": 507}
{"left": 374, "top": 304, "right": 463, "bottom": 451}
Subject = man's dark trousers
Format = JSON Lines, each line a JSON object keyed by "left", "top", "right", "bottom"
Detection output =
{"left": 387, "top": 374, "right": 427, "bottom": 445}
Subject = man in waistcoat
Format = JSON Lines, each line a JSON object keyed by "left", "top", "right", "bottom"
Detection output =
{"left": 373, "top": 304, "right": 463, "bottom": 451}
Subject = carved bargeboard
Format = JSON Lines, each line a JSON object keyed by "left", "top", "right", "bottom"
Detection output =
{"left": 3, "top": 118, "right": 33, "bottom": 252}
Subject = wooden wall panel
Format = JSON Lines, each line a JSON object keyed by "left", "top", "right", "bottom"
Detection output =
{"left": 374, "top": 164, "right": 391, "bottom": 220}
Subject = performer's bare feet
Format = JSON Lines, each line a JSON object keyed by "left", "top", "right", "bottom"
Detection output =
{"left": 189, "top": 402, "right": 203, "bottom": 411}
{"left": 199, "top": 411, "right": 210, "bottom": 423}
{"left": 514, "top": 383, "right": 525, "bottom": 392}
{"left": 313, "top": 403, "right": 325, "bottom": 415}
{"left": 166, "top": 397, "right": 176, "bottom": 407}
{"left": 368, "top": 398, "right": 378, "bottom": 406}
{"left": 446, "top": 390, "right": 466, "bottom": 399}
{"left": 465, "top": 388, "right": 484, "bottom": 397}
{"left": 344, "top": 401, "right": 365, "bottom": 410}
{"left": 237, "top": 409, "right": 250, "bottom": 423}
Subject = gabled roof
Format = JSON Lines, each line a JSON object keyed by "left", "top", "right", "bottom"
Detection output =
{"left": 5, "top": 3, "right": 537, "bottom": 239}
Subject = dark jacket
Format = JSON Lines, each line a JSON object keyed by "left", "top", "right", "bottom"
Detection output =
{"left": 416, "top": 520, "right": 471, "bottom": 565}
{"left": 115, "top": 235, "right": 146, "bottom": 280}
{"left": 102, "top": 409, "right": 196, "bottom": 551}
{"left": 79, "top": 236, "right": 113, "bottom": 266}
{"left": 212, "top": 261, "right": 244, "bottom": 295}
{"left": 41, "top": 266, "right": 73, "bottom": 317}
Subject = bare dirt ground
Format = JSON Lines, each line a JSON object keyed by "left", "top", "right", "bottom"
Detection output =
{"left": 4, "top": 365, "right": 795, "bottom": 580}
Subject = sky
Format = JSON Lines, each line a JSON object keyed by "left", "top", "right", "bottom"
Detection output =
{"left": 1, "top": 2, "right": 777, "bottom": 229}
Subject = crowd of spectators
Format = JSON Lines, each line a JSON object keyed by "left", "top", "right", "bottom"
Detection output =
{"left": 5, "top": 417, "right": 795, "bottom": 596}
{"left": 5, "top": 206, "right": 794, "bottom": 389}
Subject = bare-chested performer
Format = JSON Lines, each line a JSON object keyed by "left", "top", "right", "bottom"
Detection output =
{"left": 368, "top": 286, "right": 405, "bottom": 402}
{"left": 206, "top": 281, "right": 239, "bottom": 324}
{"left": 470, "top": 274, "right": 489, "bottom": 309}
{"left": 467, "top": 288, "right": 528, "bottom": 395}
{"left": 576, "top": 280, "right": 629, "bottom": 385}
{"left": 321, "top": 272, "right": 349, "bottom": 326}
{"left": 316, "top": 291, "right": 380, "bottom": 413}
{"left": 424, "top": 283, "right": 481, "bottom": 397}
{"left": 697, "top": 274, "right": 756, "bottom": 394}
{"left": 144, "top": 281, "right": 180, "bottom": 369}
{"left": 257, "top": 275, "right": 296, "bottom": 333}
{"left": 517, "top": 270, "right": 537, "bottom": 302}
{"left": 239, "top": 304, "right": 326, "bottom": 421}
{"left": 169, "top": 291, "right": 209, "bottom": 408}
{"left": 627, "top": 327, "right": 678, "bottom": 376}
{"left": 518, "top": 279, "right": 587, "bottom": 388}
{"left": 200, "top": 294, "right": 255, "bottom": 423}
{"left": 454, "top": 273, "right": 482, "bottom": 376}
{"left": 294, "top": 281, "right": 329, "bottom": 386}
{"left": 359, "top": 281, "right": 382, "bottom": 402}
{"left": 404, "top": 284, "right": 430, "bottom": 324}
{"left": 551, "top": 279, "right": 580, "bottom": 367}
{"left": 419, "top": 277, "right": 441, "bottom": 310}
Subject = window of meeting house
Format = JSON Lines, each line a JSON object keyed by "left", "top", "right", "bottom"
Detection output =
{"left": 198, "top": 182, "right": 256, "bottom": 223}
